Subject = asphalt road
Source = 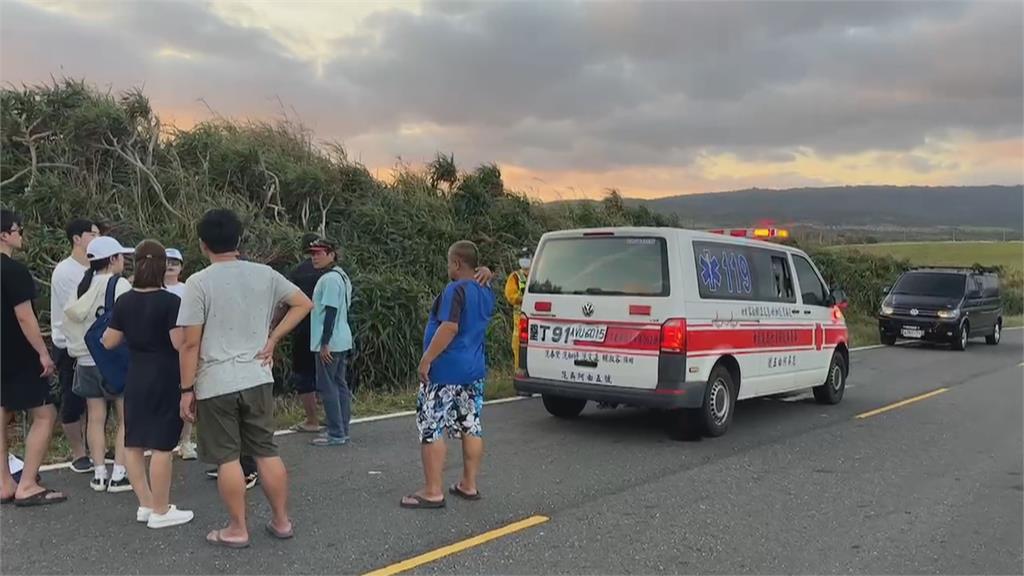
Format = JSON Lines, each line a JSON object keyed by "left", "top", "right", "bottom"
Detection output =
{"left": 2, "top": 331, "right": 1022, "bottom": 575}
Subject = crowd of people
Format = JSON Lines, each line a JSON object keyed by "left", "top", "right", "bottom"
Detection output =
{"left": 1, "top": 206, "right": 519, "bottom": 548}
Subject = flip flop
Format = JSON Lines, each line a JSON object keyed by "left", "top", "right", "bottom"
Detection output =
{"left": 14, "top": 488, "right": 67, "bottom": 507}
{"left": 449, "top": 483, "right": 482, "bottom": 501}
{"left": 400, "top": 494, "right": 446, "bottom": 509}
{"left": 206, "top": 529, "right": 250, "bottom": 549}
{"left": 265, "top": 521, "right": 294, "bottom": 540}
{"left": 290, "top": 423, "right": 324, "bottom": 433}
{"left": 1, "top": 495, "right": 14, "bottom": 505}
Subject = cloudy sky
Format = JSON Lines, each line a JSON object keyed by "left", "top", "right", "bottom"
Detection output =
{"left": 2, "top": 0, "right": 1022, "bottom": 200}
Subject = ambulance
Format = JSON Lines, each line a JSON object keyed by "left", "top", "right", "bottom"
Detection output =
{"left": 512, "top": 227, "right": 850, "bottom": 439}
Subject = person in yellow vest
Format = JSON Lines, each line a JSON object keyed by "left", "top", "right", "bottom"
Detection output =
{"left": 504, "top": 248, "right": 533, "bottom": 370}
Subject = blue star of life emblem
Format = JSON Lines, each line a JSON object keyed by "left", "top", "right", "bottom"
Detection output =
{"left": 700, "top": 250, "right": 721, "bottom": 291}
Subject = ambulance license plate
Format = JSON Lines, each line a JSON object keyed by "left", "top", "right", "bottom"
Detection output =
{"left": 531, "top": 322, "right": 608, "bottom": 345}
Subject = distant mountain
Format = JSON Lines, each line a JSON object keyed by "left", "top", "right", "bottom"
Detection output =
{"left": 632, "top": 185, "right": 1023, "bottom": 230}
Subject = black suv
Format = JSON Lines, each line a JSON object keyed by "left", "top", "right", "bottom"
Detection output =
{"left": 878, "top": 267, "right": 1002, "bottom": 350}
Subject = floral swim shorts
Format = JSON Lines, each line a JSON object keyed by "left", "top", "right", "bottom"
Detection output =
{"left": 416, "top": 379, "right": 484, "bottom": 443}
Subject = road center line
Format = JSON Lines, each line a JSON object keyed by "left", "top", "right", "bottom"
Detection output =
{"left": 363, "top": 515, "right": 550, "bottom": 576}
{"left": 855, "top": 388, "right": 949, "bottom": 419}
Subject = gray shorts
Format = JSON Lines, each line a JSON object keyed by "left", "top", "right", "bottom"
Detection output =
{"left": 73, "top": 364, "right": 120, "bottom": 400}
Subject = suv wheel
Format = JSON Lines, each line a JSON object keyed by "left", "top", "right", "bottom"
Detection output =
{"left": 952, "top": 321, "right": 969, "bottom": 351}
{"left": 541, "top": 395, "right": 587, "bottom": 419}
{"left": 986, "top": 320, "right": 1001, "bottom": 346}
{"left": 881, "top": 335, "right": 897, "bottom": 346}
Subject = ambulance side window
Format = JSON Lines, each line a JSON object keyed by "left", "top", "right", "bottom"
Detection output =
{"left": 793, "top": 255, "right": 828, "bottom": 307}
{"left": 770, "top": 255, "right": 795, "bottom": 301}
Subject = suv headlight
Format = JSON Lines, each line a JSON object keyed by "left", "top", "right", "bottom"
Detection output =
{"left": 880, "top": 305, "right": 895, "bottom": 316}
{"left": 937, "top": 309, "right": 959, "bottom": 319}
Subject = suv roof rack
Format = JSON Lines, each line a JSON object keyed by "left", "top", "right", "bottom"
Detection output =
{"left": 909, "top": 265, "right": 1001, "bottom": 274}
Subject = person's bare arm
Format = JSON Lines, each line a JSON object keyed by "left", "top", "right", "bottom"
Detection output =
{"left": 418, "top": 322, "right": 458, "bottom": 384}
{"left": 14, "top": 301, "right": 55, "bottom": 377}
{"left": 179, "top": 324, "right": 203, "bottom": 423}
{"left": 256, "top": 289, "right": 313, "bottom": 366}
{"left": 101, "top": 328, "right": 124, "bottom": 350}
{"left": 269, "top": 303, "right": 288, "bottom": 331}
{"left": 169, "top": 327, "right": 184, "bottom": 351}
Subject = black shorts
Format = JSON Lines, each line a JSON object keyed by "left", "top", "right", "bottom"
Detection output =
{"left": 1, "top": 369, "right": 51, "bottom": 412}
{"left": 290, "top": 361, "right": 317, "bottom": 395}
{"left": 54, "top": 347, "right": 86, "bottom": 424}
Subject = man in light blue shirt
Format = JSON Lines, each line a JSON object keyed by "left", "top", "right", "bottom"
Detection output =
{"left": 307, "top": 239, "right": 353, "bottom": 446}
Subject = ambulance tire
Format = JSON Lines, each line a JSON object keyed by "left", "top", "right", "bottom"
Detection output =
{"left": 881, "top": 335, "right": 897, "bottom": 346}
{"left": 684, "top": 364, "right": 736, "bottom": 439}
{"left": 542, "top": 395, "right": 587, "bottom": 419}
{"left": 812, "top": 352, "right": 846, "bottom": 405}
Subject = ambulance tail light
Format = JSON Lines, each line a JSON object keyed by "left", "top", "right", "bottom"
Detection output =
{"left": 660, "top": 318, "right": 687, "bottom": 354}
{"left": 519, "top": 314, "right": 530, "bottom": 345}
{"left": 534, "top": 301, "right": 552, "bottom": 313}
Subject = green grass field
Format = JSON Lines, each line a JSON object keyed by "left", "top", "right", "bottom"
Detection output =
{"left": 837, "top": 241, "right": 1023, "bottom": 272}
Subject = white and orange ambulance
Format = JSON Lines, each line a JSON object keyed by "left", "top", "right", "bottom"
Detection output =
{"left": 513, "top": 226, "right": 850, "bottom": 439}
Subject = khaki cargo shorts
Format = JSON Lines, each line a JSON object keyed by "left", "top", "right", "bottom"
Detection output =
{"left": 196, "top": 383, "right": 278, "bottom": 465}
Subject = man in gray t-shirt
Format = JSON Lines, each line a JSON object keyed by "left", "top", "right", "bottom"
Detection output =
{"left": 178, "top": 209, "right": 312, "bottom": 548}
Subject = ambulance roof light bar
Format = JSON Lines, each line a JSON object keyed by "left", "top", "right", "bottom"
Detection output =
{"left": 707, "top": 227, "right": 790, "bottom": 240}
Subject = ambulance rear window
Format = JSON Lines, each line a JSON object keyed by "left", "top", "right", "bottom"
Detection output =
{"left": 529, "top": 236, "right": 669, "bottom": 296}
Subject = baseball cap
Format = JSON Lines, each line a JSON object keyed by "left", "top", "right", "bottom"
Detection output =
{"left": 165, "top": 248, "right": 184, "bottom": 262}
{"left": 306, "top": 238, "right": 338, "bottom": 253}
{"left": 86, "top": 236, "right": 134, "bottom": 261}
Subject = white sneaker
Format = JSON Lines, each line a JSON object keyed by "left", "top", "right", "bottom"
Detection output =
{"left": 147, "top": 505, "right": 194, "bottom": 529}
{"left": 90, "top": 477, "right": 108, "bottom": 492}
{"left": 137, "top": 507, "right": 153, "bottom": 523}
{"left": 179, "top": 442, "right": 198, "bottom": 461}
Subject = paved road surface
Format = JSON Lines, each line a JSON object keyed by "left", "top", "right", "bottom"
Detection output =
{"left": 3, "top": 332, "right": 1021, "bottom": 575}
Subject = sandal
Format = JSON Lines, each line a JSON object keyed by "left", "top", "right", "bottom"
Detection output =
{"left": 14, "top": 488, "right": 67, "bottom": 507}
{"left": 265, "top": 521, "right": 294, "bottom": 540}
{"left": 1, "top": 494, "right": 14, "bottom": 505}
{"left": 290, "top": 423, "right": 324, "bottom": 433}
{"left": 400, "top": 494, "right": 446, "bottom": 509}
{"left": 449, "top": 483, "right": 482, "bottom": 501}
{"left": 206, "top": 529, "right": 250, "bottom": 549}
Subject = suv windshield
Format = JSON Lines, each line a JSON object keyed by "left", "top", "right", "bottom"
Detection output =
{"left": 892, "top": 272, "right": 965, "bottom": 298}
{"left": 529, "top": 236, "right": 669, "bottom": 296}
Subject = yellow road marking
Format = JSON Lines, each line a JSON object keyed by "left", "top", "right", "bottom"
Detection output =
{"left": 855, "top": 388, "right": 949, "bottom": 419}
{"left": 363, "top": 515, "right": 550, "bottom": 576}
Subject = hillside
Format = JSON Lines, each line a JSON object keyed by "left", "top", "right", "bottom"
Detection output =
{"left": 639, "top": 185, "right": 1023, "bottom": 230}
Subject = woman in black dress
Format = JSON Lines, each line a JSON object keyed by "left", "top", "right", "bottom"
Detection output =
{"left": 102, "top": 240, "right": 193, "bottom": 529}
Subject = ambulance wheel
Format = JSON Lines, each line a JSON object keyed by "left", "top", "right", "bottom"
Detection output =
{"left": 684, "top": 364, "right": 736, "bottom": 438}
{"left": 542, "top": 395, "right": 587, "bottom": 419}
{"left": 812, "top": 352, "right": 846, "bottom": 405}
{"left": 881, "top": 335, "right": 897, "bottom": 346}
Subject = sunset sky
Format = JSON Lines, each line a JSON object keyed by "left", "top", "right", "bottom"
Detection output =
{"left": 2, "top": 0, "right": 1021, "bottom": 201}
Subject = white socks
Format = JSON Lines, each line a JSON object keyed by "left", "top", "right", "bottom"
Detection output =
{"left": 111, "top": 464, "right": 127, "bottom": 482}
{"left": 94, "top": 466, "right": 108, "bottom": 480}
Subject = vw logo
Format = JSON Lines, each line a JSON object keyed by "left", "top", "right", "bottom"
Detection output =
{"left": 582, "top": 302, "right": 595, "bottom": 317}
{"left": 910, "top": 308, "right": 919, "bottom": 316}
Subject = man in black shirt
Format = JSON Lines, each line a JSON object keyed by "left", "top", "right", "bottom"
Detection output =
{"left": 288, "top": 233, "right": 327, "bottom": 433}
{"left": 0, "top": 209, "right": 65, "bottom": 506}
